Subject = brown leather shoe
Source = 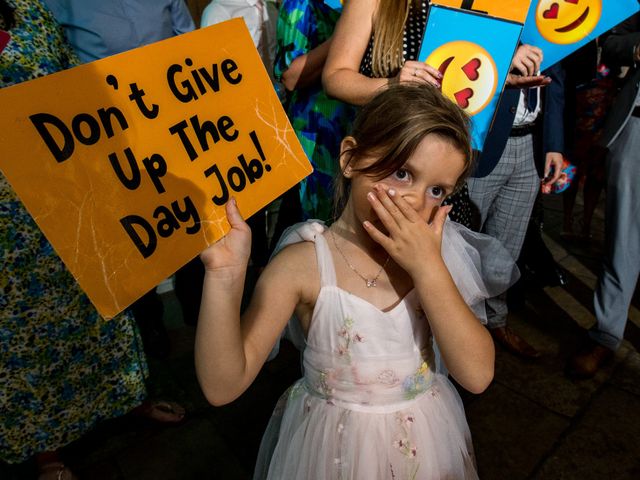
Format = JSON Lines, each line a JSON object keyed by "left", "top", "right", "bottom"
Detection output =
{"left": 490, "top": 326, "right": 540, "bottom": 359}
{"left": 566, "top": 341, "right": 614, "bottom": 380}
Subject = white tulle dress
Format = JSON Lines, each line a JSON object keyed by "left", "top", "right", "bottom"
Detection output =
{"left": 254, "top": 220, "right": 518, "bottom": 480}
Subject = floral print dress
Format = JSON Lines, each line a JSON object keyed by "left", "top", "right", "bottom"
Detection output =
{"left": 0, "top": 0, "right": 148, "bottom": 463}
{"left": 275, "top": 0, "right": 356, "bottom": 221}
{"left": 254, "top": 225, "right": 479, "bottom": 479}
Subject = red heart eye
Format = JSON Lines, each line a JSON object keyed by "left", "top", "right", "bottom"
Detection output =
{"left": 564, "top": 0, "right": 579, "bottom": 4}
{"left": 461, "top": 58, "right": 481, "bottom": 81}
{"left": 543, "top": 3, "right": 559, "bottom": 19}
{"left": 454, "top": 88, "right": 474, "bottom": 109}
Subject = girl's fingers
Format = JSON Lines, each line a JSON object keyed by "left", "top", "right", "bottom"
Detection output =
{"left": 375, "top": 185, "right": 402, "bottom": 217}
{"left": 362, "top": 220, "right": 391, "bottom": 250}
{"left": 386, "top": 188, "right": 422, "bottom": 223}
{"left": 368, "top": 187, "right": 401, "bottom": 232}
{"left": 430, "top": 204, "right": 452, "bottom": 235}
{"left": 226, "top": 197, "right": 246, "bottom": 228}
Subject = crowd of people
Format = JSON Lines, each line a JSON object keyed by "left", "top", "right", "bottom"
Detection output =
{"left": 1, "top": 1, "right": 639, "bottom": 479}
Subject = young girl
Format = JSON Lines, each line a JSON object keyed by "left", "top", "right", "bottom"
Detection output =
{"left": 195, "top": 84, "right": 515, "bottom": 479}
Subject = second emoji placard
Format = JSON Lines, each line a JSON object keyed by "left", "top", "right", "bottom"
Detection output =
{"left": 522, "top": 0, "right": 640, "bottom": 70}
{"left": 418, "top": 5, "right": 523, "bottom": 151}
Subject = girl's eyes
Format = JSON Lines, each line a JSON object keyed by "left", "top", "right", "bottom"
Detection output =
{"left": 392, "top": 168, "right": 410, "bottom": 181}
{"left": 428, "top": 186, "right": 445, "bottom": 199}
{"left": 389, "top": 169, "right": 446, "bottom": 199}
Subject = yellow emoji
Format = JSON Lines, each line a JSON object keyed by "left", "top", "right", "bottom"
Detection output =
{"left": 425, "top": 41, "right": 498, "bottom": 116}
{"left": 535, "top": 0, "right": 602, "bottom": 45}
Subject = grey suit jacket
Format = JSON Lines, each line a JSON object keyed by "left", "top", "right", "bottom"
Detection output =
{"left": 600, "top": 13, "right": 640, "bottom": 148}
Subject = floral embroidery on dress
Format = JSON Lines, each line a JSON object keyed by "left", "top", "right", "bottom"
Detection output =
{"left": 430, "top": 386, "right": 441, "bottom": 398}
{"left": 316, "top": 371, "right": 336, "bottom": 404}
{"left": 273, "top": 384, "right": 299, "bottom": 416}
{"left": 377, "top": 369, "right": 400, "bottom": 385}
{"left": 393, "top": 438, "right": 418, "bottom": 458}
{"left": 334, "top": 410, "right": 351, "bottom": 480}
{"left": 288, "top": 381, "right": 306, "bottom": 400}
{"left": 336, "top": 316, "right": 364, "bottom": 361}
{"left": 402, "top": 361, "right": 431, "bottom": 400}
{"left": 391, "top": 411, "right": 420, "bottom": 479}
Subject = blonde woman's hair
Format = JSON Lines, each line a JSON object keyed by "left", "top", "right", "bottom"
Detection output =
{"left": 371, "top": 0, "right": 419, "bottom": 77}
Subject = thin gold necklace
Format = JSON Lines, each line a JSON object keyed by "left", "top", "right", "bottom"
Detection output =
{"left": 330, "top": 229, "right": 390, "bottom": 288}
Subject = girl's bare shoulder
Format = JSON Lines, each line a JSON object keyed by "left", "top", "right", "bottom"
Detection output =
{"left": 266, "top": 240, "right": 320, "bottom": 294}
{"left": 277, "top": 240, "right": 321, "bottom": 325}
{"left": 273, "top": 240, "right": 317, "bottom": 272}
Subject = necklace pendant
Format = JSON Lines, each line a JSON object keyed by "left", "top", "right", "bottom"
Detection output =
{"left": 366, "top": 279, "right": 376, "bottom": 288}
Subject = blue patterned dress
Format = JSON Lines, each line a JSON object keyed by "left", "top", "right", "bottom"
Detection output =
{"left": 0, "top": 0, "right": 148, "bottom": 463}
{"left": 275, "top": 0, "right": 356, "bottom": 221}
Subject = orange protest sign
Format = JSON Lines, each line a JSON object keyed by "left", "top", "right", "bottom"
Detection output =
{"left": 0, "top": 18, "right": 312, "bottom": 319}
{"left": 431, "top": 0, "right": 532, "bottom": 23}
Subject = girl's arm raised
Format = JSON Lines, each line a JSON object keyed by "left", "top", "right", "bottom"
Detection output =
{"left": 195, "top": 199, "right": 305, "bottom": 405}
{"left": 365, "top": 187, "right": 495, "bottom": 394}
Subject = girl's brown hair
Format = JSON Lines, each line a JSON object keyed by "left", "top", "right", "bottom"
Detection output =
{"left": 333, "top": 83, "right": 473, "bottom": 218}
{"left": 371, "top": 0, "right": 419, "bottom": 77}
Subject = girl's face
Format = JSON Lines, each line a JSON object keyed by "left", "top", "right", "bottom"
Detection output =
{"left": 343, "top": 134, "right": 466, "bottom": 228}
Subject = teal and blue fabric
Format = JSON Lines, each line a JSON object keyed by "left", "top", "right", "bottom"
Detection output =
{"left": 275, "top": 0, "right": 356, "bottom": 221}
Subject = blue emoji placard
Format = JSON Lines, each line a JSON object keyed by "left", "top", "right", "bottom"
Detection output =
{"left": 419, "top": 5, "right": 523, "bottom": 151}
{"left": 521, "top": 0, "right": 640, "bottom": 70}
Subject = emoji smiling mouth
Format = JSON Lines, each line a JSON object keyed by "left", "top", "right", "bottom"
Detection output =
{"left": 555, "top": 6, "right": 589, "bottom": 33}
{"left": 438, "top": 56, "right": 454, "bottom": 77}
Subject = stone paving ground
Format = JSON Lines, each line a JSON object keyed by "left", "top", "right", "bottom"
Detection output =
{"left": 3, "top": 194, "right": 640, "bottom": 480}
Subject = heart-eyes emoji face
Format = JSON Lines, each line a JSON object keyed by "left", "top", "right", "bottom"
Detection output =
{"left": 425, "top": 41, "right": 498, "bottom": 116}
{"left": 535, "top": 0, "right": 602, "bottom": 45}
